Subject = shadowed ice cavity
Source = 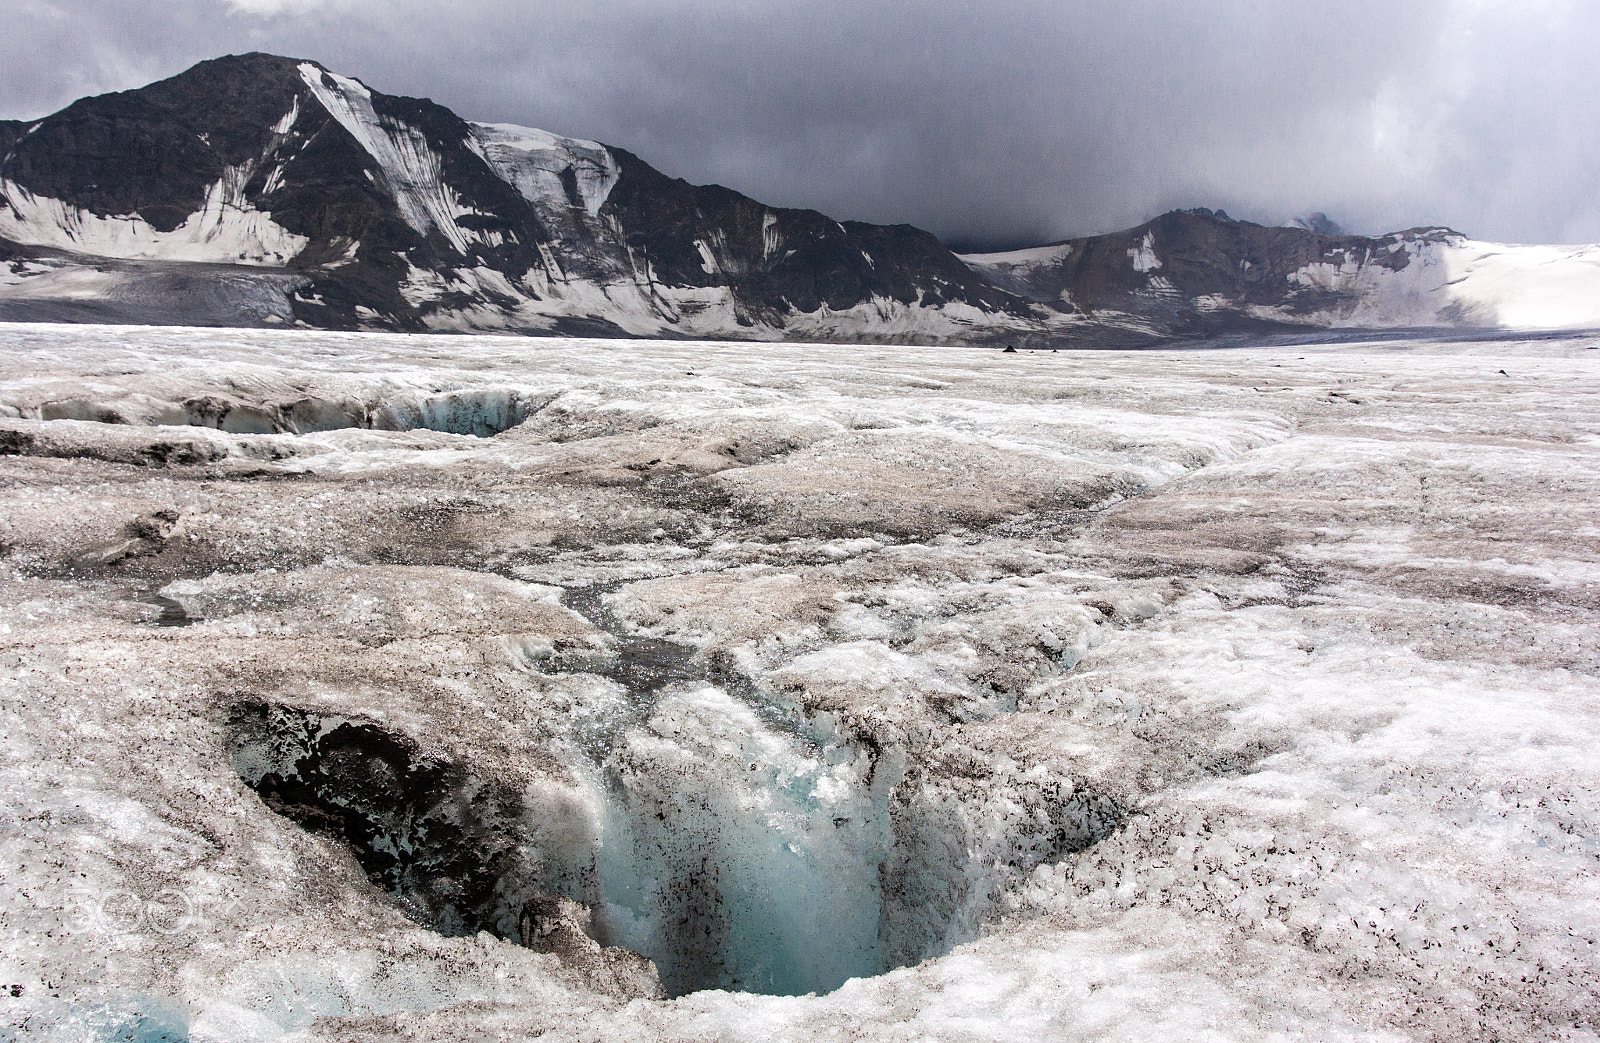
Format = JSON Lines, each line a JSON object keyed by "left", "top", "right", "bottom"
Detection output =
{"left": 31, "top": 387, "right": 553, "bottom": 438}
{"left": 560, "top": 583, "right": 894, "bottom": 997}
{"left": 139, "top": 592, "right": 193, "bottom": 627}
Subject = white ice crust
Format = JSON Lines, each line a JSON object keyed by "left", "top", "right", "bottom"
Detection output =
{"left": 957, "top": 243, "right": 1073, "bottom": 267}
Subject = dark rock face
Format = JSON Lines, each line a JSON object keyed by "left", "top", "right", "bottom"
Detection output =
{"left": 0, "top": 53, "right": 1033, "bottom": 341}
{"left": 3, "top": 54, "right": 308, "bottom": 232}
{"left": 602, "top": 148, "right": 1026, "bottom": 322}
{"left": 1059, "top": 210, "right": 1423, "bottom": 309}
{"left": 0, "top": 121, "right": 27, "bottom": 157}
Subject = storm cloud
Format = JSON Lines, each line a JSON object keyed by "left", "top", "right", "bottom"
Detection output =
{"left": 3, "top": 0, "right": 1596, "bottom": 250}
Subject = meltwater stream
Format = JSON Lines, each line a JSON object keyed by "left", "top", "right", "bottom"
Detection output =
{"left": 561, "top": 583, "right": 893, "bottom": 997}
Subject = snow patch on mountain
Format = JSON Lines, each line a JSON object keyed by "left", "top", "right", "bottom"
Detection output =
{"left": 398, "top": 257, "right": 1027, "bottom": 343}
{"left": 782, "top": 295, "right": 1015, "bottom": 343}
{"left": 694, "top": 239, "right": 721, "bottom": 276}
{"left": 1288, "top": 211, "right": 1344, "bottom": 235}
{"left": 957, "top": 243, "right": 1072, "bottom": 268}
{"left": 406, "top": 263, "right": 678, "bottom": 338}
{"left": 0, "top": 174, "right": 308, "bottom": 265}
{"left": 1129, "top": 232, "right": 1161, "bottom": 273}
{"left": 272, "top": 96, "right": 300, "bottom": 137}
{"left": 468, "top": 123, "right": 619, "bottom": 216}
{"left": 761, "top": 212, "right": 782, "bottom": 262}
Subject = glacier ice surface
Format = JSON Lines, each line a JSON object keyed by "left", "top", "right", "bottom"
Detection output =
{"left": 0, "top": 322, "right": 1597, "bottom": 1041}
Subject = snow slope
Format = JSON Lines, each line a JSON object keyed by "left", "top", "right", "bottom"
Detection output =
{"left": 957, "top": 243, "right": 1072, "bottom": 268}
{"left": 1268, "top": 235, "right": 1600, "bottom": 329}
{"left": 0, "top": 323, "right": 1596, "bottom": 1041}
{"left": 297, "top": 64, "right": 478, "bottom": 255}
{"left": 0, "top": 173, "right": 308, "bottom": 265}
{"left": 469, "top": 123, "right": 619, "bottom": 217}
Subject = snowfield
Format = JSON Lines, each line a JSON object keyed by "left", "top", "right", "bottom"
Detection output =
{"left": 1267, "top": 236, "right": 1600, "bottom": 330}
{"left": 0, "top": 323, "right": 1596, "bottom": 1041}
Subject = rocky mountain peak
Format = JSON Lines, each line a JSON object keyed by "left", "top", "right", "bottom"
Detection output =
{"left": 1289, "top": 211, "right": 1344, "bottom": 235}
{"left": 0, "top": 53, "right": 1033, "bottom": 341}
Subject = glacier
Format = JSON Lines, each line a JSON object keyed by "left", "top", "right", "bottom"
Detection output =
{"left": 0, "top": 323, "right": 1596, "bottom": 1041}
{"left": 468, "top": 123, "right": 620, "bottom": 218}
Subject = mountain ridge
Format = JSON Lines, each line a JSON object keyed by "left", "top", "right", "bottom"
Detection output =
{"left": 960, "top": 207, "right": 1600, "bottom": 336}
{"left": 3, "top": 54, "right": 1598, "bottom": 343}
{"left": 0, "top": 53, "right": 1030, "bottom": 342}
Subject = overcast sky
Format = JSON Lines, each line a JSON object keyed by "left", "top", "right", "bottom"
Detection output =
{"left": 3, "top": 0, "right": 1596, "bottom": 250}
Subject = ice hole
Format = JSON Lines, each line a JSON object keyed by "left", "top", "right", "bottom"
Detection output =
{"left": 27, "top": 388, "right": 550, "bottom": 439}
{"left": 368, "top": 389, "right": 551, "bottom": 438}
{"left": 232, "top": 592, "right": 1124, "bottom": 1001}
{"left": 558, "top": 584, "right": 1124, "bottom": 997}
{"left": 587, "top": 684, "right": 893, "bottom": 996}
{"left": 558, "top": 584, "right": 888, "bottom": 986}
